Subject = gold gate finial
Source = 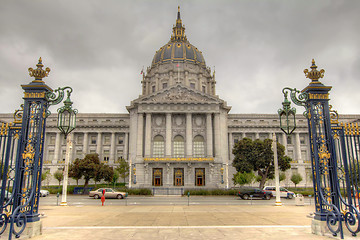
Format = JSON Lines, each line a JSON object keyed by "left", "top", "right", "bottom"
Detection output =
{"left": 28, "top": 57, "right": 51, "bottom": 82}
{"left": 304, "top": 59, "right": 325, "bottom": 83}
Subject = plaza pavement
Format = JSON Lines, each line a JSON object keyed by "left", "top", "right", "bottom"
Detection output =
{"left": 25, "top": 200, "right": 354, "bottom": 240}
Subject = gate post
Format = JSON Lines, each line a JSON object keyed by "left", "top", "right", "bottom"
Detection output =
{"left": 279, "top": 59, "right": 345, "bottom": 238}
{"left": 301, "top": 59, "right": 341, "bottom": 224}
{"left": 9, "top": 58, "right": 52, "bottom": 237}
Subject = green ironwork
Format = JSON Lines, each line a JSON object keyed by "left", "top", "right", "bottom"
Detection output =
{"left": 56, "top": 88, "right": 77, "bottom": 139}
{"left": 278, "top": 90, "right": 297, "bottom": 135}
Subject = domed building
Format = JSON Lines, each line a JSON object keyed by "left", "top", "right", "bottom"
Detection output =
{"left": 127, "top": 7, "right": 231, "bottom": 189}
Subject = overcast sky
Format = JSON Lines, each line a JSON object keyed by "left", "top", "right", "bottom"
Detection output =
{"left": 0, "top": 0, "right": 359, "bottom": 116}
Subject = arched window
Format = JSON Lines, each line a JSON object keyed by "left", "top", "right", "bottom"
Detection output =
{"left": 193, "top": 135, "right": 205, "bottom": 158}
{"left": 153, "top": 135, "right": 164, "bottom": 158}
{"left": 173, "top": 135, "right": 185, "bottom": 158}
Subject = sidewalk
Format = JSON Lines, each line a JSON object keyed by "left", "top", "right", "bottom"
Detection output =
{"left": 27, "top": 204, "right": 347, "bottom": 240}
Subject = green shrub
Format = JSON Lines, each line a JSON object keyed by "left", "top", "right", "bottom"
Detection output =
{"left": 184, "top": 189, "right": 238, "bottom": 196}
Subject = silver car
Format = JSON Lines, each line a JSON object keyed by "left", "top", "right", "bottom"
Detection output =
{"left": 89, "top": 188, "right": 128, "bottom": 199}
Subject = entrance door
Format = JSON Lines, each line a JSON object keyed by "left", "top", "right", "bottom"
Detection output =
{"left": 153, "top": 168, "right": 162, "bottom": 186}
{"left": 174, "top": 168, "right": 184, "bottom": 186}
{"left": 195, "top": 168, "right": 205, "bottom": 186}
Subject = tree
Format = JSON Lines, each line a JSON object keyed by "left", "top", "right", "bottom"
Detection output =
{"left": 69, "top": 159, "right": 82, "bottom": 186}
{"left": 53, "top": 170, "right": 64, "bottom": 188}
{"left": 116, "top": 157, "right": 129, "bottom": 183}
{"left": 232, "top": 137, "right": 292, "bottom": 189}
{"left": 112, "top": 170, "right": 120, "bottom": 189}
{"left": 233, "top": 171, "right": 255, "bottom": 186}
{"left": 41, "top": 170, "right": 50, "bottom": 185}
{"left": 291, "top": 173, "right": 303, "bottom": 188}
{"left": 75, "top": 153, "right": 101, "bottom": 190}
{"left": 279, "top": 172, "right": 286, "bottom": 182}
{"left": 102, "top": 165, "right": 114, "bottom": 184}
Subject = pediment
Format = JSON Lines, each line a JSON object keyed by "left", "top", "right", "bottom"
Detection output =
{"left": 139, "top": 85, "right": 221, "bottom": 104}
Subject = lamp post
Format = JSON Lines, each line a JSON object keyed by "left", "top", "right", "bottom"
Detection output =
{"left": 57, "top": 88, "right": 77, "bottom": 206}
{"left": 272, "top": 133, "right": 282, "bottom": 206}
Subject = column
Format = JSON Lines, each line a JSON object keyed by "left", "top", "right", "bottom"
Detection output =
{"left": 124, "top": 132, "right": 129, "bottom": 160}
{"left": 165, "top": 113, "right": 172, "bottom": 157}
{"left": 96, "top": 132, "right": 102, "bottom": 158}
{"left": 110, "top": 132, "right": 116, "bottom": 163}
{"left": 136, "top": 113, "right": 144, "bottom": 157}
{"left": 206, "top": 113, "right": 213, "bottom": 157}
{"left": 295, "top": 132, "right": 302, "bottom": 163}
{"left": 54, "top": 132, "right": 61, "bottom": 163}
{"left": 145, "top": 113, "right": 152, "bottom": 157}
{"left": 213, "top": 113, "right": 220, "bottom": 157}
{"left": 228, "top": 132, "right": 233, "bottom": 159}
{"left": 186, "top": 113, "right": 192, "bottom": 157}
{"left": 83, "top": 132, "right": 88, "bottom": 156}
{"left": 255, "top": 132, "right": 260, "bottom": 139}
{"left": 282, "top": 133, "right": 288, "bottom": 155}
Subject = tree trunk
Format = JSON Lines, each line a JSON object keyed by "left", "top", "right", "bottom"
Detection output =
{"left": 83, "top": 179, "right": 89, "bottom": 195}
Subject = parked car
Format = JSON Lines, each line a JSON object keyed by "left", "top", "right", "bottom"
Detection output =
{"left": 40, "top": 189, "right": 50, "bottom": 197}
{"left": 1, "top": 190, "right": 12, "bottom": 203}
{"left": 89, "top": 188, "right": 128, "bottom": 199}
{"left": 263, "top": 186, "right": 295, "bottom": 199}
{"left": 237, "top": 188, "right": 272, "bottom": 200}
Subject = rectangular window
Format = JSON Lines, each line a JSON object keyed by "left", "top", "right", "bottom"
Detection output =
{"left": 174, "top": 168, "right": 184, "bottom": 186}
{"left": 288, "top": 150, "right": 293, "bottom": 158}
{"left": 117, "top": 149, "right": 123, "bottom": 159}
{"left": 76, "top": 150, "right": 82, "bottom": 159}
{"left": 103, "top": 150, "right": 110, "bottom": 162}
{"left": 162, "top": 83, "right": 167, "bottom": 89}
{"left": 90, "top": 149, "right": 96, "bottom": 154}
{"left": 49, "top": 135, "right": 56, "bottom": 145}
{"left": 152, "top": 168, "right": 163, "bottom": 186}
{"left": 77, "top": 135, "right": 83, "bottom": 145}
{"left": 104, "top": 136, "right": 110, "bottom": 145}
{"left": 287, "top": 136, "right": 292, "bottom": 145}
{"left": 300, "top": 135, "right": 306, "bottom": 144}
{"left": 202, "top": 86, "right": 206, "bottom": 93}
{"left": 195, "top": 168, "right": 205, "bottom": 186}
{"left": 152, "top": 85, "right": 156, "bottom": 93}
{"left": 62, "top": 150, "right": 66, "bottom": 161}
{"left": 91, "top": 136, "right": 96, "bottom": 145}
{"left": 48, "top": 150, "right": 54, "bottom": 161}
{"left": 301, "top": 150, "right": 307, "bottom": 161}
{"left": 190, "top": 83, "right": 195, "bottom": 89}
{"left": 118, "top": 136, "right": 124, "bottom": 144}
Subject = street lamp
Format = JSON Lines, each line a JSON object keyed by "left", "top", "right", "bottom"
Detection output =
{"left": 56, "top": 88, "right": 77, "bottom": 206}
{"left": 278, "top": 89, "right": 297, "bottom": 135}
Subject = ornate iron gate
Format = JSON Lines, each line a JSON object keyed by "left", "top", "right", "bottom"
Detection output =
{"left": 281, "top": 59, "right": 360, "bottom": 239}
{"left": 0, "top": 58, "right": 73, "bottom": 239}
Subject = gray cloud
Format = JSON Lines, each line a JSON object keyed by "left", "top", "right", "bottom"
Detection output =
{"left": 0, "top": 0, "right": 359, "bottom": 115}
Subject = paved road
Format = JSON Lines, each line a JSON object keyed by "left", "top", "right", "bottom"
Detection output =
{"left": 40, "top": 194, "right": 314, "bottom": 206}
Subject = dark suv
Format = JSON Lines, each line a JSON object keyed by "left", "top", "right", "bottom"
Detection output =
{"left": 237, "top": 188, "right": 273, "bottom": 200}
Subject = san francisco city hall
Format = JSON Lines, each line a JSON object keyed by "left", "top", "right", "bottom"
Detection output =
{"left": 1, "top": 9, "right": 358, "bottom": 190}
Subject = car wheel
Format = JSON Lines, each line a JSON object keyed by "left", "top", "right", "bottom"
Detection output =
{"left": 288, "top": 194, "right": 293, "bottom": 199}
{"left": 265, "top": 194, "right": 271, "bottom": 200}
{"left": 117, "top": 194, "right": 123, "bottom": 199}
{"left": 242, "top": 194, "right": 249, "bottom": 200}
{"left": 94, "top": 194, "right": 100, "bottom": 199}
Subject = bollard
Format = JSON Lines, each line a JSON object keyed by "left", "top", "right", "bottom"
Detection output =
{"left": 56, "top": 192, "right": 60, "bottom": 206}
{"left": 187, "top": 192, "right": 190, "bottom": 206}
